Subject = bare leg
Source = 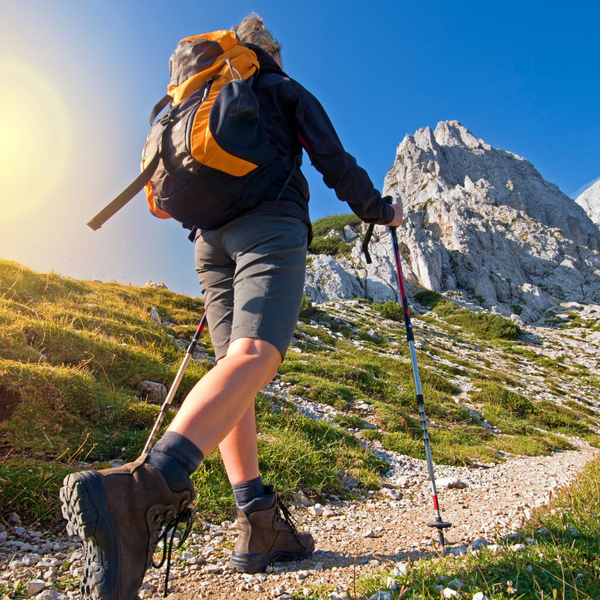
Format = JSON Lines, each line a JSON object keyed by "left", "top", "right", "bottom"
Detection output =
{"left": 219, "top": 403, "right": 260, "bottom": 485}
{"left": 167, "top": 337, "right": 281, "bottom": 459}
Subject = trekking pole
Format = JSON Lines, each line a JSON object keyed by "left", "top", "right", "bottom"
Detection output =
{"left": 362, "top": 224, "right": 452, "bottom": 549}
{"left": 140, "top": 313, "right": 208, "bottom": 459}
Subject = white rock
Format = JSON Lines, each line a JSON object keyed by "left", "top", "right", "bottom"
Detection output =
{"left": 472, "top": 593, "right": 490, "bottom": 600}
{"left": 27, "top": 579, "right": 46, "bottom": 595}
{"left": 385, "top": 577, "right": 399, "bottom": 591}
{"left": 436, "top": 477, "right": 467, "bottom": 489}
{"left": 576, "top": 178, "right": 600, "bottom": 227}
{"left": 181, "top": 551, "right": 195, "bottom": 562}
{"left": 149, "top": 307, "right": 162, "bottom": 324}
{"left": 292, "top": 491, "right": 314, "bottom": 507}
{"left": 137, "top": 380, "right": 168, "bottom": 403}
{"left": 22, "top": 553, "right": 41, "bottom": 566}
{"left": 8, "top": 512, "right": 22, "bottom": 525}
{"left": 391, "top": 562, "right": 408, "bottom": 576}
{"left": 368, "top": 593, "right": 391, "bottom": 600}
{"left": 146, "top": 281, "right": 168, "bottom": 289}
{"left": 448, "top": 578, "right": 464, "bottom": 590}
{"left": 382, "top": 488, "right": 403, "bottom": 500}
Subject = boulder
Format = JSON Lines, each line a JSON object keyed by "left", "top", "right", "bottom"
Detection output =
{"left": 137, "top": 380, "right": 168, "bottom": 403}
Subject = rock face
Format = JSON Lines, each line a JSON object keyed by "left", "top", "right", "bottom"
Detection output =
{"left": 305, "top": 121, "right": 600, "bottom": 322}
{"left": 576, "top": 179, "right": 600, "bottom": 228}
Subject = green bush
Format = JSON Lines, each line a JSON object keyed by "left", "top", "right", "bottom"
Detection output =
{"left": 311, "top": 214, "right": 361, "bottom": 238}
{"left": 373, "top": 300, "right": 404, "bottom": 322}
{"left": 309, "top": 213, "right": 362, "bottom": 257}
{"left": 309, "top": 235, "right": 352, "bottom": 257}
{"left": 414, "top": 290, "right": 444, "bottom": 309}
{"left": 299, "top": 293, "right": 315, "bottom": 319}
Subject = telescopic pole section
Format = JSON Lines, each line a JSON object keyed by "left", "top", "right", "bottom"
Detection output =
{"left": 389, "top": 227, "right": 452, "bottom": 548}
{"left": 140, "top": 313, "right": 208, "bottom": 459}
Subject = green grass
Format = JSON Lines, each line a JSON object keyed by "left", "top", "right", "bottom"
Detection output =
{"left": 414, "top": 290, "right": 522, "bottom": 340}
{"left": 311, "top": 213, "right": 362, "bottom": 238}
{"left": 309, "top": 213, "right": 362, "bottom": 257}
{"left": 471, "top": 381, "right": 534, "bottom": 416}
{"left": 0, "top": 259, "right": 386, "bottom": 525}
{"left": 0, "top": 460, "right": 79, "bottom": 529}
{"left": 373, "top": 300, "right": 405, "bottom": 322}
{"left": 1, "top": 258, "right": 597, "bottom": 530}
{"left": 471, "top": 381, "right": 594, "bottom": 441}
{"left": 191, "top": 394, "right": 387, "bottom": 521}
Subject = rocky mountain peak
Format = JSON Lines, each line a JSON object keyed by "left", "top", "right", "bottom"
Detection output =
{"left": 305, "top": 121, "right": 600, "bottom": 323}
{"left": 389, "top": 121, "right": 599, "bottom": 251}
{"left": 576, "top": 179, "right": 600, "bottom": 227}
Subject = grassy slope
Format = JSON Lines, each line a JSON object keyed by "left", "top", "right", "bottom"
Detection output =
{"left": 0, "top": 259, "right": 385, "bottom": 526}
{"left": 1, "top": 251, "right": 599, "bottom": 532}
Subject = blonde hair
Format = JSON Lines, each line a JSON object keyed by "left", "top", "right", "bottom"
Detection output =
{"left": 232, "top": 13, "right": 281, "bottom": 56}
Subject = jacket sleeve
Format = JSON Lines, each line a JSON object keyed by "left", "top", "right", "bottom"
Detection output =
{"left": 291, "top": 80, "right": 394, "bottom": 225}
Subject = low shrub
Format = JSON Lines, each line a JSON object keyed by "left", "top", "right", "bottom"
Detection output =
{"left": 373, "top": 300, "right": 404, "bottom": 322}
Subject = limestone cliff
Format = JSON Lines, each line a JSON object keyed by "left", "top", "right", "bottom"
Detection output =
{"left": 305, "top": 121, "right": 600, "bottom": 322}
{"left": 576, "top": 179, "right": 600, "bottom": 228}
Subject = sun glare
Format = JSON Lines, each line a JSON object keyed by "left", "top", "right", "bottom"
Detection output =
{"left": 0, "top": 59, "right": 71, "bottom": 221}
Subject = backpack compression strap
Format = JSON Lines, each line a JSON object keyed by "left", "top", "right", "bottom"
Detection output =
{"left": 87, "top": 151, "right": 160, "bottom": 231}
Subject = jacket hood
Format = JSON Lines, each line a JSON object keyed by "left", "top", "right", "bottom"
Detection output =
{"left": 244, "top": 43, "right": 284, "bottom": 73}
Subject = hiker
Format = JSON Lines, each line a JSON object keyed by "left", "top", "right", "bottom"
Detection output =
{"left": 61, "top": 13, "right": 403, "bottom": 600}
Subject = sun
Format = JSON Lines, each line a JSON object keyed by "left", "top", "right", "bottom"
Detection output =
{"left": 0, "top": 59, "right": 71, "bottom": 221}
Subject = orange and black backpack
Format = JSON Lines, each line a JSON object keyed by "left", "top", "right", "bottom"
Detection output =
{"left": 88, "top": 30, "right": 294, "bottom": 231}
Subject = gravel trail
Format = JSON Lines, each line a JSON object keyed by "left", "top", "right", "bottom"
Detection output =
{"left": 2, "top": 440, "right": 596, "bottom": 599}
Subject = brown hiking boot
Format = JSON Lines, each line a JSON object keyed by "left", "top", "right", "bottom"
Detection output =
{"left": 59, "top": 458, "right": 194, "bottom": 600}
{"left": 229, "top": 486, "right": 314, "bottom": 573}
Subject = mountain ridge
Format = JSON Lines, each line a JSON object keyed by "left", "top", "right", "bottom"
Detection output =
{"left": 305, "top": 120, "right": 600, "bottom": 323}
{"left": 576, "top": 178, "right": 600, "bottom": 227}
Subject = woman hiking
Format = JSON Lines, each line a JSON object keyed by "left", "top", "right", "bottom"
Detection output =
{"left": 60, "top": 13, "right": 403, "bottom": 600}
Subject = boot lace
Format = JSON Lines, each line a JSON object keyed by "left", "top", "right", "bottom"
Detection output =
{"left": 150, "top": 503, "right": 194, "bottom": 597}
{"left": 275, "top": 495, "right": 307, "bottom": 548}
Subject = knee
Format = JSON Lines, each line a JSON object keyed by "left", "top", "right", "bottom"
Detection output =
{"left": 223, "top": 338, "right": 281, "bottom": 383}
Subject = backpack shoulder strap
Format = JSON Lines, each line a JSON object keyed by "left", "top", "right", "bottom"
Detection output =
{"left": 87, "top": 151, "right": 160, "bottom": 230}
{"left": 149, "top": 94, "right": 172, "bottom": 126}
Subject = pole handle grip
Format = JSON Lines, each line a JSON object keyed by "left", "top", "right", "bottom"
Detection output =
{"left": 361, "top": 223, "right": 375, "bottom": 264}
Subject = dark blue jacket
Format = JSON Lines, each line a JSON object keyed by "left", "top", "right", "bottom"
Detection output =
{"left": 243, "top": 45, "right": 394, "bottom": 229}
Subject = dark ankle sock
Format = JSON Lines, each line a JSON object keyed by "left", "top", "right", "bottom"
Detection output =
{"left": 152, "top": 431, "right": 204, "bottom": 475}
{"left": 148, "top": 431, "right": 203, "bottom": 493}
{"left": 232, "top": 476, "right": 265, "bottom": 508}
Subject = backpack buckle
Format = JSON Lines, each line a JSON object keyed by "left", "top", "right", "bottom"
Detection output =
{"left": 159, "top": 108, "right": 175, "bottom": 126}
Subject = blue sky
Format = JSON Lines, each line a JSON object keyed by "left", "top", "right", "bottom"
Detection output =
{"left": 1, "top": 0, "right": 599, "bottom": 296}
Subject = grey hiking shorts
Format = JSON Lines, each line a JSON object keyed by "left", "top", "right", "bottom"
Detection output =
{"left": 195, "top": 213, "right": 308, "bottom": 361}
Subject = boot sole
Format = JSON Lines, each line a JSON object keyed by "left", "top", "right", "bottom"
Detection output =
{"left": 229, "top": 548, "right": 313, "bottom": 574}
{"left": 60, "top": 471, "right": 121, "bottom": 599}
